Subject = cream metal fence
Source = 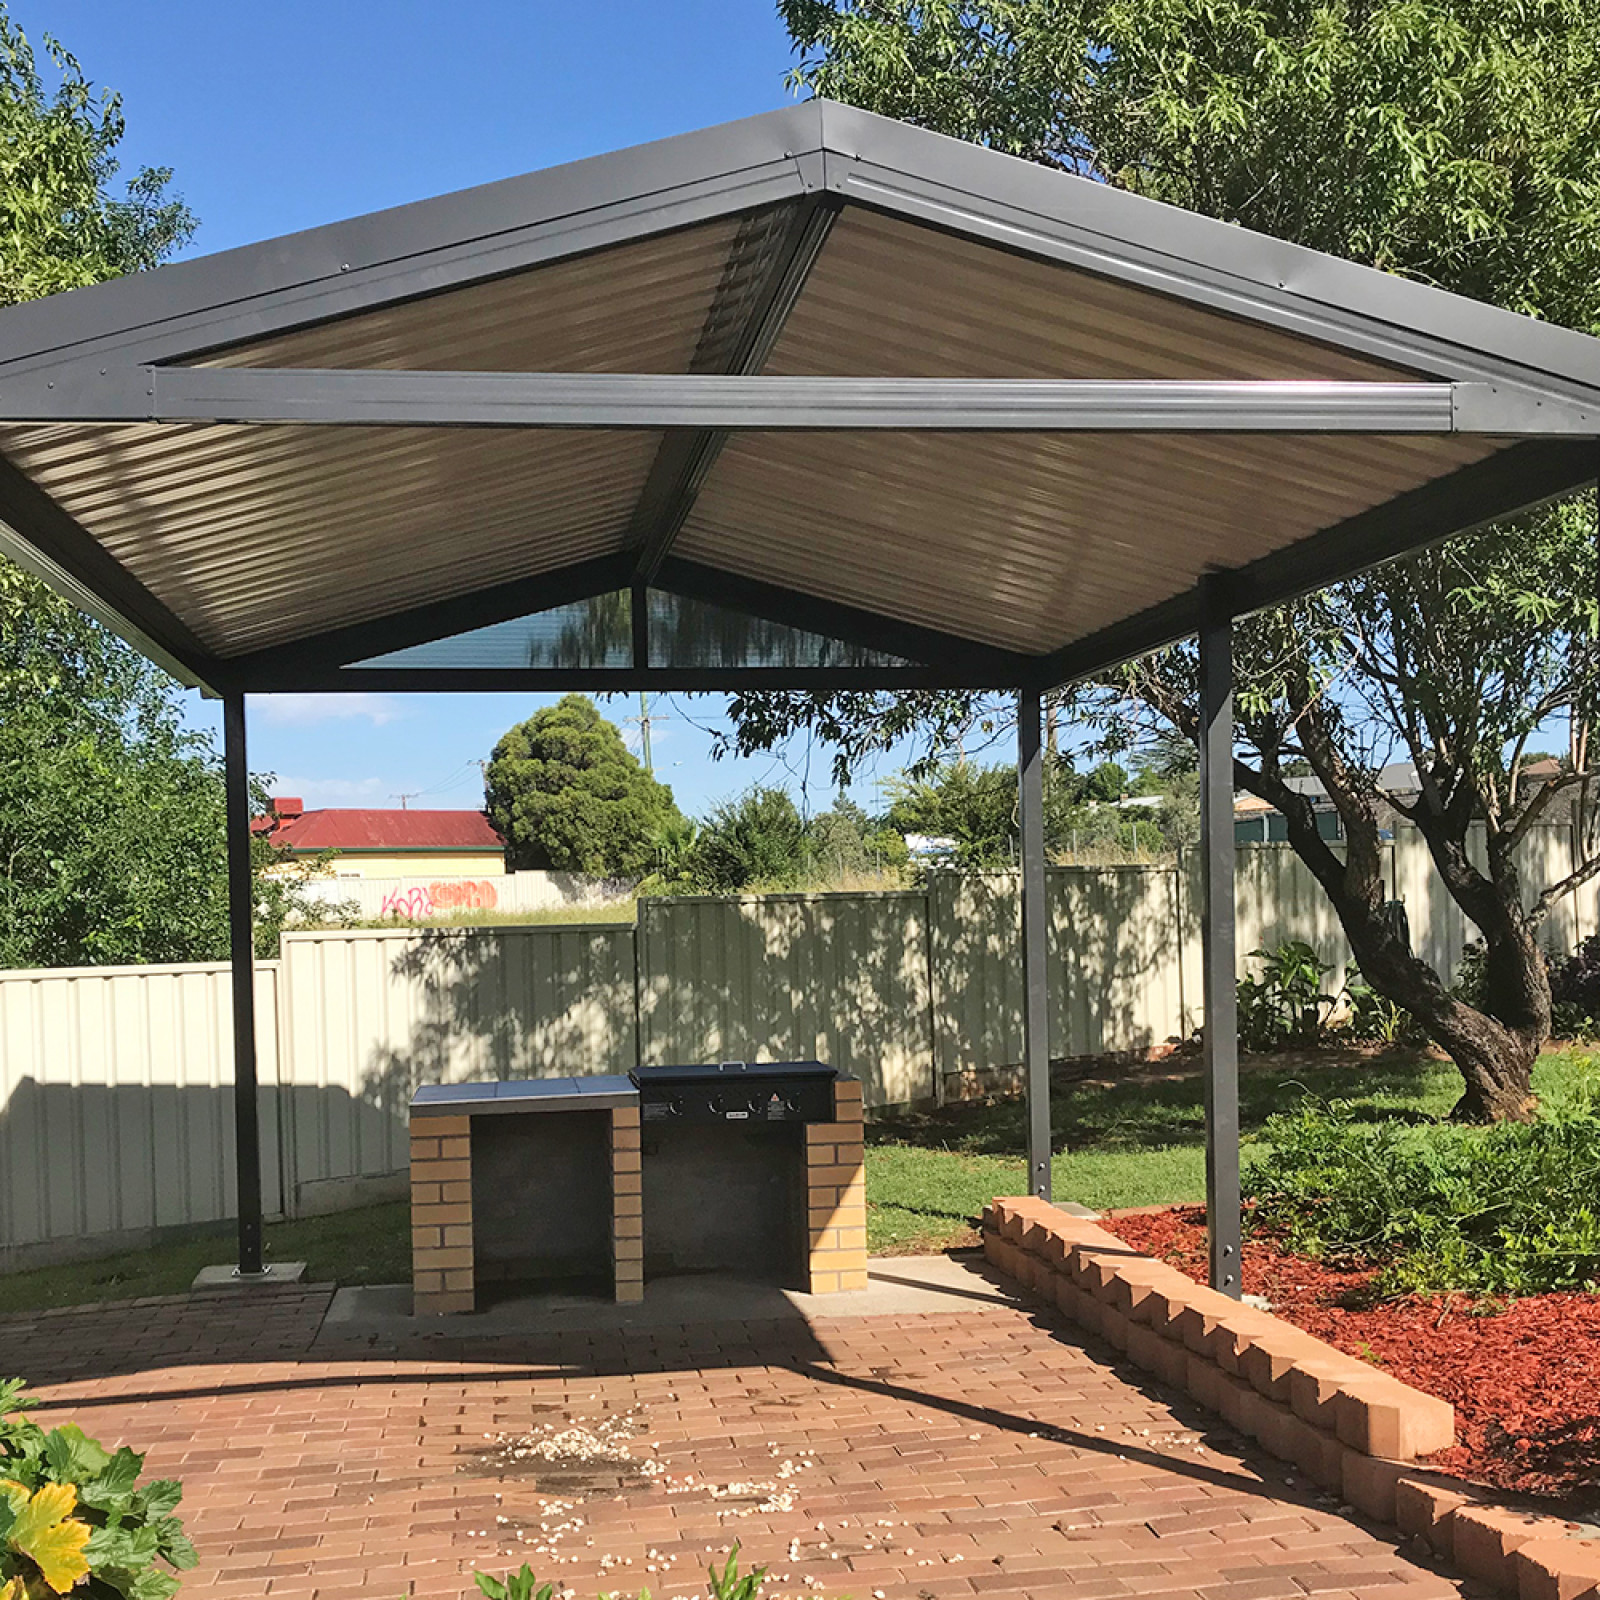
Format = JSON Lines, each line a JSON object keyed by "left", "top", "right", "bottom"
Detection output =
{"left": 2, "top": 826, "right": 1595, "bottom": 1258}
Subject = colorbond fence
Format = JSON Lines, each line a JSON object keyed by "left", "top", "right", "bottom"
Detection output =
{"left": 2, "top": 826, "right": 1596, "bottom": 1261}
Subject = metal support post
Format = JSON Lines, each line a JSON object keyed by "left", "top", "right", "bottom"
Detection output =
{"left": 223, "top": 691, "right": 265, "bottom": 1278}
{"left": 1198, "top": 574, "right": 1241, "bottom": 1296}
{"left": 1018, "top": 685, "right": 1051, "bottom": 1201}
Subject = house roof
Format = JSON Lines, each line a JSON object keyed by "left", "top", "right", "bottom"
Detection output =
{"left": 0, "top": 99, "right": 1596, "bottom": 697}
{"left": 262, "top": 808, "right": 503, "bottom": 853}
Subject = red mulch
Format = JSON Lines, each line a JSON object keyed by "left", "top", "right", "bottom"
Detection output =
{"left": 1104, "top": 1205, "right": 1600, "bottom": 1512}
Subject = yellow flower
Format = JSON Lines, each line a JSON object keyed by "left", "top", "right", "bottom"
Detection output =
{"left": 1, "top": 1481, "right": 91, "bottom": 1594}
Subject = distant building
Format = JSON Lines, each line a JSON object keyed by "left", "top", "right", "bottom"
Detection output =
{"left": 1233, "top": 758, "right": 1564, "bottom": 843}
{"left": 254, "top": 797, "right": 505, "bottom": 880}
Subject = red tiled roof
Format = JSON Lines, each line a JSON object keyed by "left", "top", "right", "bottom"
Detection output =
{"left": 260, "top": 808, "right": 503, "bottom": 853}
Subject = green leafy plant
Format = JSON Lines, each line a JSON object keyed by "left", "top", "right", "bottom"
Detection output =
{"left": 473, "top": 1542, "right": 768, "bottom": 1600}
{"left": 1247, "top": 1079, "right": 1600, "bottom": 1296}
{"left": 1341, "top": 971, "right": 1427, "bottom": 1047}
{"left": 0, "top": 1377, "right": 196, "bottom": 1600}
{"left": 1236, "top": 941, "right": 1338, "bottom": 1052}
{"left": 475, "top": 1566, "right": 552, "bottom": 1600}
{"left": 706, "top": 1545, "right": 767, "bottom": 1600}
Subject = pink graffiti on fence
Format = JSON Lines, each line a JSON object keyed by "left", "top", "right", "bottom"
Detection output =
{"left": 378, "top": 886, "right": 434, "bottom": 919}
{"left": 378, "top": 880, "right": 500, "bottom": 919}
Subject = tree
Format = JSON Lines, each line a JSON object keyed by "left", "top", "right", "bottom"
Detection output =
{"left": 692, "top": 785, "right": 809, "bottom": 890}
{"left": 0, "top": 12, "right": 337, "bottom": 967}
{"left": 755, "top": 0, "right": 1600, "bottom": 1118}
{"left": 0, "top": 561, "right": 332, "bottom": 963}
{"left": 0, "top": 10, "right": 193, "bottom": 306}
{"left": 486, "top": 695, "right": 683, "bottom": 878}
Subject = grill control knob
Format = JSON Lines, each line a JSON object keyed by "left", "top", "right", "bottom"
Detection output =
{"left": 666, "top": 1093, "right": 684, "bottom": 1117}
{"left": 784, "top": 1095, "right": 801, "bottom": 1114}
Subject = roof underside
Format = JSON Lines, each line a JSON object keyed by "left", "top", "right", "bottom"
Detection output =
{"left": 0, "top": 99, "right": 1594, "bottom": 695}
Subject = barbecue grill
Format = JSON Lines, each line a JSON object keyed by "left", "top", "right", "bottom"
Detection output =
{"left": 629, "top": 1060, "right": 836, "bottom": 1124}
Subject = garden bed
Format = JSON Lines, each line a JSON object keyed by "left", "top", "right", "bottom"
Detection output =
{"left": 1105, "top": 1204, "right": 1600, "bottom": 1513}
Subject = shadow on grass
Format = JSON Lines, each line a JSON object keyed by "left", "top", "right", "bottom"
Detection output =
{"left": 868, "top": 1049, "right": 1456, "bottom": 1158}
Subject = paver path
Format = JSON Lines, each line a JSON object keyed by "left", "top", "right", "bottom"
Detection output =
{"left": 0, "top": 1268, "right": 1468, "bottom": 1600}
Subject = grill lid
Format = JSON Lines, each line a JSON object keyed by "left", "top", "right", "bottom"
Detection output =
{"left": 630, "top": 1060, "right": 836, "bottom": 1087}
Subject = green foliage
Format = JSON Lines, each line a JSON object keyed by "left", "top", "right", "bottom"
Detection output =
{"left": 782, "top": 0, "right": 1600, "bottom": 326}
{"left": 0, "top": 1378, "right": 197, "bottom": 1600}
{"left": 767, "top": 0, "right": 1600, "bottom": 1113}
{"left": 1235, "top": 941, "right": 1338, "bottom": 1052}
{"left": 0, "top": 560, "right": 333, "bottom": 966}
{"left": 886, "top": 762, "right": 1019, "bottom": 868}
{"left": 1248, "top": 1080, "right": 1600, "bottom": 1295}
{"left": 474, "top": 1568, "right": 551, "bottom": 1600}
{"left": 485, "top": 695, "right": 683, "bottom": 878}
{"left": 692, "top": 785, "right": 808, "bottom": 890}
{"left": 472, "top": 1543, "right": 767, "bottom": 1600}
{"left": 705, "top": 1545, "right": 767, "bottom": 1600}
{"left": 0, "top": 11, "right": 330, "bottom": 969}
{"left": 1342, "top": 972, "right": 1428, "bottom": 1047}
{"left": 0, "top": 7, "right": 193, "bottom": 306}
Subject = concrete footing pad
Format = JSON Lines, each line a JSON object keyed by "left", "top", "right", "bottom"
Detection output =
{"left": 191, "top": 1260, "right": 307, "bottom": 1290}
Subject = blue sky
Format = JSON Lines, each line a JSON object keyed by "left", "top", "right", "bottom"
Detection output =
{"left": 31, "top": 1, "right": 935, "bottom": 819}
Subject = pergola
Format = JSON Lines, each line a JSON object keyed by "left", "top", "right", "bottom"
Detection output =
{"left": 2, "top": 100, "right": 1598, "bottom": 1293}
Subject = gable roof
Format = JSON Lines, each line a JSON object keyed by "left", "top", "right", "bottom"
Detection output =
{"left": 263, "top": 808, "right": 503, "bottom": 854}
{"left": 0, "top": 99, "right": 1595, "bottom": 697}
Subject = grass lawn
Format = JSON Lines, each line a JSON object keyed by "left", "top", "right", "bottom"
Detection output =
{"left": 863, "top": 1046, "right": 1596, "bottom": 1253}
{"left": 1, "top": 1047, "right": 1590, "bottom": 1313}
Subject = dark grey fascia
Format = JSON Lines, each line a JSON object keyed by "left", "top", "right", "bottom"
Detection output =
{"left": 6, "top": 370, "right": 1592, "bottom": 432}
{"left": 1032, "top": 435, "right": 1598, "bottom": 690}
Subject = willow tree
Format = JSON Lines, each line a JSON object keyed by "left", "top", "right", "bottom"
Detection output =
{"left": 742, "top": 0, "right": 1600, "bottom": 1118}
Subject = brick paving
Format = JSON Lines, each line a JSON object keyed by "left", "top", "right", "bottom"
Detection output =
{"left": 0, "top": 1272, "right": 1469, "bottom": 1600}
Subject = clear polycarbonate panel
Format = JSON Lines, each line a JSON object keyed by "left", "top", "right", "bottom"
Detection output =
{"left": 342, "top": 584, "right": 916, "bottom": 672}
{"left": 350, "top": 592, "right": 632, "bottom": 670}
{"left": 646, "top": 589, "right": 911, "bottom": 669}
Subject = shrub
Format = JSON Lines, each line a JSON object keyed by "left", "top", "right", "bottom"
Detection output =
{"left": 0, "top": 1378, "right": 196, "bottom": 1600}
{"left": 1236, "top": 941, "right": 1338, "bottom": 1052}
{"left": 1341, "top": 971, "right": 1428, "bottom": 1047}
{"left": 1550, "top": 934, "right": 1600, "bottom": 1038}
{"left": 1247, "top": 1080, "right": 1600, "bottom": 1296}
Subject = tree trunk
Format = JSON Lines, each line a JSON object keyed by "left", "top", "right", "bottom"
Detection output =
{"left": 1236, "top": 750, "right": 1549, "bottom": 1122}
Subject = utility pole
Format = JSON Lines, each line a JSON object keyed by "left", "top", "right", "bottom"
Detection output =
{"left": 392, "top": 792, "right": 418, "bottom": 810}
{"left": 625, "top": 694, "right": 668, "bottom": 775}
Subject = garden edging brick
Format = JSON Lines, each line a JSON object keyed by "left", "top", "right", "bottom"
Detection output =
{"left": 982, "top": 1195, "right": 1600, "bottom": 1600}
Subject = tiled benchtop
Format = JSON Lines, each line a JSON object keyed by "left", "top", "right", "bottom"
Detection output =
{"left": 410, "top": 1076, "right": 638, "bottom": 1116}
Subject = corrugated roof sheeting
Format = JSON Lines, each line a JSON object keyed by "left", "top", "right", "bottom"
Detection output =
{"left": 673, "top": 207, "right": 1499, "bottom": 652}
{"left": 0, "top": 219, "right": 745, "bottom": 655}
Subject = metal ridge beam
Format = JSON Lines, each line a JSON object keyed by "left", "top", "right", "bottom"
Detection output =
{"left": 1033, "top": 436, "right": 1598, "bottom": 689}
{"left": 7, "top": 371, "right": 1592, "bottom": 432}
{"left": 630, "top": 195, "right": 839, "bottom": 585}
{"left": 0, "top": 452, "right": 226, "bottom": 693}
{"left": 223, "top": 552, "right": 633, "bottom": 685}
{"left": 653, "top": 555, "right": 1031, "bottom": 682}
